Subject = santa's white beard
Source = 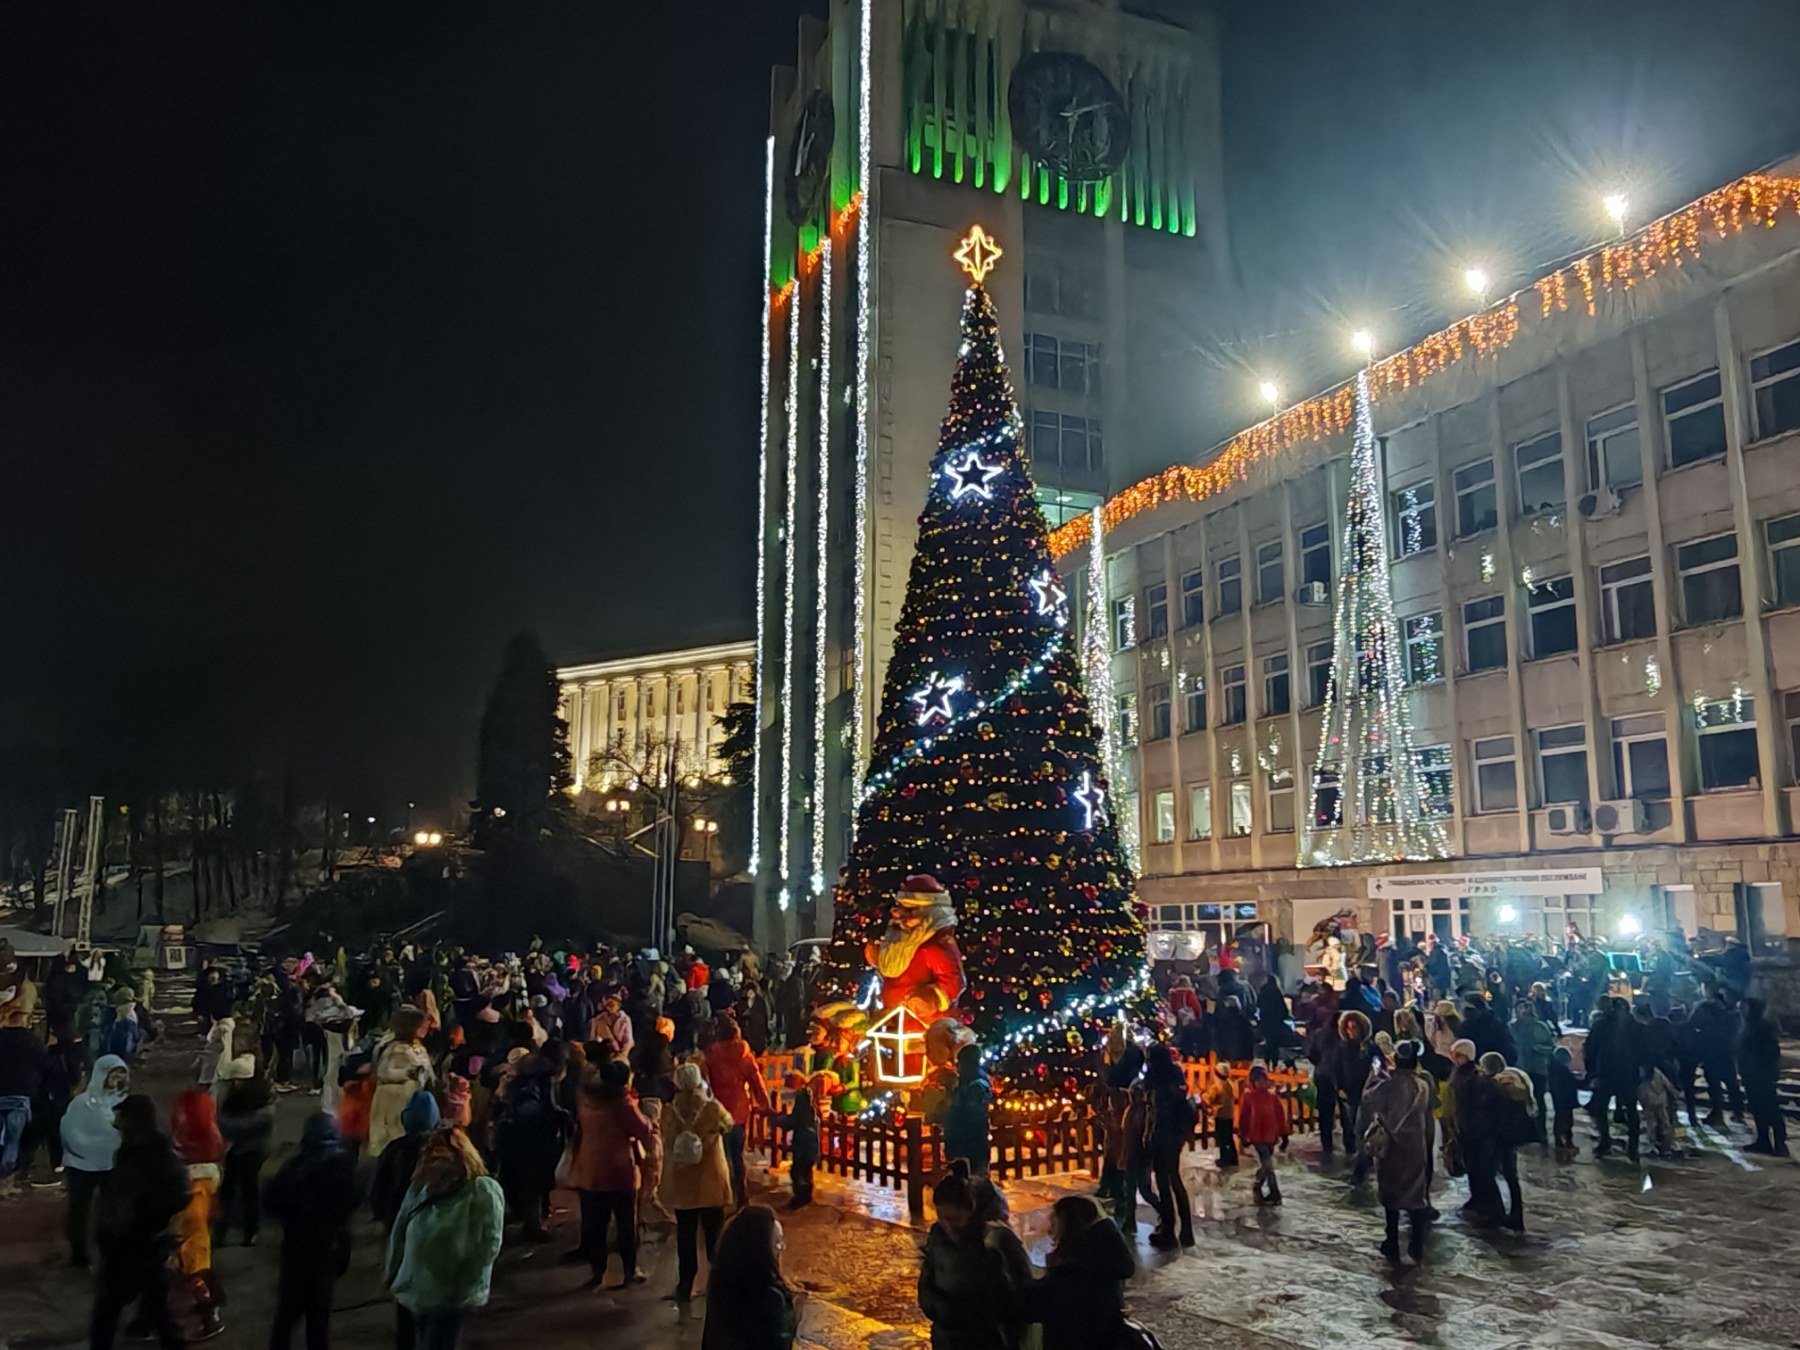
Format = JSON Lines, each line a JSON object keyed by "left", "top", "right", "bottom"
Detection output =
{"left": 874, "top": 914, "right": 952, "bottom": 979}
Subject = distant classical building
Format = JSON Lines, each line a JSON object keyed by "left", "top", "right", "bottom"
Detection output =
{"left": 557, "top": 642, "right": 754, "bottom": 791}
{"left": 1080, "top": 161, "right": 1800, "bottom": 966}
{"left": 751, "top": 0, "right": 1231, "bottom": 941}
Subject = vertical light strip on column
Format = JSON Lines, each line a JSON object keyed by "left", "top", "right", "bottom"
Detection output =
{"left": 811, "top": 238, "right": 834, "bottom": 896}
{"left": 851, "top": 0, "right": 874, "bottom": 777}
{"left": 779, "top": 269, "right": 802, "bottom": 911}
{"left": 750, "top": 136, "right": 775, "bottom": 879}
{"left": 1082, "top": 504, "right": 1136, "bottom": 868}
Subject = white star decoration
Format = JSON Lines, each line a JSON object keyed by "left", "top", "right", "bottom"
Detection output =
{"left": 1029, "top": 570, "right": 1069, "bottom": 626}
{"left": 909, "top": 672, "right": 965, "bottom": 725}
{"left": 1073, "top": 770, "right": 1104, "bottom": 831}
{"left": 943, "top": 450, "right": 1003, "bottom": 501}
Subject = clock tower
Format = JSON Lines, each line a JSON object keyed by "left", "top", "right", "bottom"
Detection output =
{"left": 750, "top": 0, "right": 1229, "bottom": 947}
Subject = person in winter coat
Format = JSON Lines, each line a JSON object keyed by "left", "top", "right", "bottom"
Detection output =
{"left": 368, "top": 1007, "right": 434, "bottom": 1157}
{"left": 1143, "top": 1044, "right": 1195, "bottom": 1248}
{"left": 1508, "top": 999, "right": 1557, "bottom": 1137}
{"left": 1688, "top": 982, "right": 1745, "bottom": 1126}
{"left": 1739, "top": 997, "right": 1788, "bottom": 1156}
{"left": 772, "top": 1085, "right": 819, "bottom": 1209}
{"left": 1167, "top": 976, "right": 1202, "bottom": 1023}
{"left": 1024, "top": 1194, "right": 1136, "bottom": 1350}
{"left": 1548, "top": 1045, "right": 1584, "bottom": 1157}
{"left": 89, "top": 1095, "right": 189, "bottom": 1350}
{"left": 1359, "top": 1040, "right": 1433, "bottom": 1262}
{"left": 1254, "top": 970, "right": 1295, "bottom": 1061}
{"left": 703, "top": 1016, "right": 772, "bottom": 1209}
{"left": 265, "top": 1113, "right": 362, "bottom": 1350}
{"left": 1479, "top": 1053, "right": 1536, "bottom": 1230}
{"left": 0, "top": 1005, "right": 49, "bottom": 1193}
{"left": 661, "top": 1061, "right": 735, "bottom": 1304}
{"left": 372, "top": 1089, "right": 442, "bottom": 1231}
{"left": 736, "top": 981, "right": 773, "bottom": 1057}
{"left": 566, "top": 1060, "right": 653, "bottom": 1287}
{"left": 215, "top": 1072, "right": 274, "bottom": 1246}
{"left": 170, "top": 1086, "right": 227, "bottom": 1339}
{"left": 587, "top": 989, "right": 635, "bottom": 1059}
{"left": 1238, "top": 1064, "right": 1290, "bottom": 1205}
{"left": 1586, "top": 997, "right": 1643, "bottom": 1161}
{"left": 1211, "top": 996, "right": 1257, "bottom": 1063}
{"left": 701, "top": 1204, "right": 798, "bottom": 1350}
{"left": 385, "top": 1127, "right": 506, "bottom": 1350}
{"left": 1201, "top": 1061, "right": 1238, "bottom": 1167}
{"left": 1319, "top": 1010, "right": 1375, "bottom": 1155}
{"left": 494, "top": 1051, "right": 568, "bottom": 1241}
{"left": 934, "top": 1043, "right": 992, "bottom": 1175}
{"left": 1459, "top": 997, "right": 1516, "bottom": 1065}
{"left": 99, "top": 987, "right": 149, "bottom": 1064}
{"left": 917, "top": 1160, "right": 1031, "bottom": 1350}
{"left": 62, "top": 1054, "right": 129, "bottom": 1266}
{"left": 191, "top": 968, "right": 234, "bottom": 1034}
{"left": 25, "top": 1025, "right": 84, "bottom": 1178}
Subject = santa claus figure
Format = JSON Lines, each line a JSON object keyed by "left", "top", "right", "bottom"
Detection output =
{"left": 865, "top": 874, "right": 966, "bottom": 1020}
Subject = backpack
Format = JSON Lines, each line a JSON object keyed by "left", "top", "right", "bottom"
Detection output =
{"left": 669, "top": 1101, "right": 704, "bottom": 1168}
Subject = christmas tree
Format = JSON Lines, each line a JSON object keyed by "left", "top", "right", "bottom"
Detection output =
{"left": 1299, "top": 370, "right": 1452, "bottom": 866}
{"left": 820, "top": 227, "right": 1147, "bottom": 1105}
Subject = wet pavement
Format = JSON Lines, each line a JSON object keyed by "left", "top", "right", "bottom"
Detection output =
{"left": 5, "top": 999, "right": 1798, "bottom": 1350}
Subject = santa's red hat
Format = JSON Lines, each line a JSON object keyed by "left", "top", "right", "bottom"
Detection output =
{"left": 897, "top": 874, "right": 952, "bottom": 908}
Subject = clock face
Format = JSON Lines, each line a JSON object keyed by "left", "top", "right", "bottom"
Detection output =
{"left": 1008, "top": 52, "right": 1130, "bottom": 183}
{"left": 784, "top": 90, "right": 835, "bottom": 227}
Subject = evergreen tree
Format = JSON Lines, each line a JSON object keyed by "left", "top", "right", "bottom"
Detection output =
{"left": 473, "top": 631, "right": 572, "bottom": 849}
{"left": 821, "top": 230, "right": 1146, "bottom": 1103}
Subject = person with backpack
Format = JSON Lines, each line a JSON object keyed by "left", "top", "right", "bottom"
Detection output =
{"left": 661, "top": 1061, "right": 735, "bottom": 1304}
{"left": 918, "top": 1160, "right": 1031, "bottom": 1350}
{"left": 1143, "top": 1044, "right": 1195, "bottom": 1249}
{"left": 266, "top": 1114, "right": 362, "bottom": 1350}
{"left": 1479, "top": 1052, "right": 1536, "bottom": 1230}
{"left": 1023, "top": 1194, "right": 1139, "bottom": 1350}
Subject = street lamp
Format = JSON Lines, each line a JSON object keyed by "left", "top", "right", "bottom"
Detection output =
{"left": 1602, "top": 191, "right": 1630, "bottom": 234}
{"left": 1463, "top": 265, "right": 1491, "bottom": 301}
{"left": 1350, "top": 328, "right": 1375, "bottom": 360}
{"left": 1257, "top": 378, "right": 1282, "bottom": 417}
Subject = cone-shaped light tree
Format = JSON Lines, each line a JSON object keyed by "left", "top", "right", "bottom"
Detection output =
{"left": 820, "top": 228, "right": 1147, "bottom": 1104}
{"left": 1299, "top": 370, "right": 1453, "bottom": 866}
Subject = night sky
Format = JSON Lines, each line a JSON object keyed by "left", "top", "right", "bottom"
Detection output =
{"left": 6, "top": 1, "right": 1799, "bottom": 822}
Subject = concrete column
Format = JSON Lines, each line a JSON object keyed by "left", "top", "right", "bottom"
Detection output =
{"left": 1428, "top": 414, "right": 1468, "bottom": 856}
{"left": 1160, "top": 529, "right": 1184, "bottom": 875}
{"left": 1556, "top": 364, "right": 1610, "bottom": 815}
{"left": 1278, "top": 479, "right": 1305, "bottom": 867}
{"left": 1197, "top": 510, "right": 1222, "bottom": 873}
{"left": 1485, "top": 393, "right": 1534, "bottom": 853}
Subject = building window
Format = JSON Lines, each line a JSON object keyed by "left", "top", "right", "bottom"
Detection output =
{"left": 1227, "top": 780, "right": 1253, "bottom": 836}
{"left": 1116, "top": 694, "right": 1137, "bottom": 745}
{"left": 1150, "top": 900, "right": 1258, "bottom": 954}
{"left": 1144, "top": 582, "right": 1169, "bottom": 640}
{"left": 1112, "top": 596, "right": 1137, "bottom": 650}
{"left": 1676, "top": 534, "right": 1742, "bottom": 625}
{"left": 1147, "top": 684, "right": 1171, "bottom": 741}
{"left": 1416, "top": 744, "right": 1455, "bottom": 818}
{"left": 1311, "top": 770, "right": 1341, "bottom": 830}
{"left": 1404, "top": 612, "right": 1444, "bottom": 683}
{"left": 1306, "top": 640, "right": 1333, "bottom": 707}
{"left": 675, "top": 683, "right": 688, "bottom": 715}
{"left": 1188, "top": 784, "right": 1212, "bottom": 840}
{"left": 1028, "top": 333, "right": 1058, "bottom": 388}
{"left": 1585, "top": 403, "right": 1643, "bottom": 490}
{"left": 1526, "top": 576, "right": 1578, "bottom": 657}
{"left": 1028, "top": 411, "right": 1105, "bottom": 477}
{"left": 1472, "top": 735, "right": 1518, "bottom": 813}
{"left": 616, "top": 690, "right": 629, "bottom": 719}
{"left": 1538, "top": 725, "right": 1589, "bottom": 805}
{"left": 1787, "top": 692, "right": 1800, "bottom": 784}
{"left": 1662, "top": 369, "right": 1727, "bottom": 468}
{"left": 1737, "top": 881, "right": 1788, "bottom": 954}
{"left": 1183, "top": 676, "right": 1206, "bottom": 733}
{"left": 1391, "top": 481, "right": 1437, "bottom": 557}
{"left": 1261, "top": 654, "right": 1291, "bottom": 717}
{"left": 1023, "top": 333, "right": 1101, "bottom": 396}
{"left": 1221, "top": 664, "right": 1247, "bottom": 725}
{"left": 1464, "top": 595, "right": 1507, "bottom": 673}
{"left": 1598, "top": 555, "right": 1656, "bottom": 644}
{"left": 1453, "top": 458, "right": 1498, "bottom": 536}
{"left": 1255, "top": 540, "right": 1285, "bottom": 605}
{"left": 1152, "top": 790, "right": 1176, "bottom": 844}
{"left": 1696, "top": 696, "right": 1759, "bottom": 791}
{"left": 1180, "top": 568, "right": 1205, "bottom": 627}
{"left": 1514, "top": 431, "right": 1565, "bottom": 514}
{"left": 1611, "top": 713, "right": 1670, "bottom": 800}
{"left": 1391, "top": 893, "right": 1472, "bottom": 943}
{"left": 1539, "top": 893, "right": 1600, "bottom": 945}
{"left": 1266, "top": 770, "right": 1295, "bottom": 834}
{"left": 1750, "top": 337, "right": 1800, "bottom": 440}
{"left": 1299, "top": 522, "right": 1331, "bottom": 588}
{"left": 1217, "top": 557, "right": 1242, "bottom": 616}
{"left": 1768, "top": 513, "right": 1800, "bottom": 609}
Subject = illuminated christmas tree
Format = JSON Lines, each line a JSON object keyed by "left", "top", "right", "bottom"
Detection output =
{"left": 819, "top": 227, "right": 1147, "bottom": 1103}
{"left": 1300, "top": 370, "right": 1452, "bottom": 866}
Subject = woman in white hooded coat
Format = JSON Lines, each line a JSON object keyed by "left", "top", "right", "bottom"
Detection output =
{"left": 61, "top": 1054, "right": 129, "bottom": 1266}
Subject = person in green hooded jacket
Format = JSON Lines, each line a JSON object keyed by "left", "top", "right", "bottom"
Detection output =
{"left": 385, "top": 1126, "right": 504, "bottom": 1350}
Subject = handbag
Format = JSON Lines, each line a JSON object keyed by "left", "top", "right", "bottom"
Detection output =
{"left": 554, "top": 1139, "right": 578, "bottom": 1189}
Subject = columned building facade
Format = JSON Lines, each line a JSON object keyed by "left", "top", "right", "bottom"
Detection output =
{"left": 557, "top": 642, "right": 755, "bottom": 792}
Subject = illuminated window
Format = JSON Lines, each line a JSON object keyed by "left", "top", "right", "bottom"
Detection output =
{"left": 1227, "top": 780, "right": 1252, "bottom": 836}
{"left": 1266, "top": 769, "right": 1294, "bottom": 834}
{"left": 1514, "top": 431, "right": 1565, "bottom": 514}
{"left": 1188, "top": 784, "right": 1211, "bottom": 840}
{"left": 1391, "top": 481, "right": 1437, "bottom": 557}
{"left": 1152, "top": 790, "right": 1175, "bottom": 843}
{"left": 1404, "top": 612, "right": 1444, "bottom": 683}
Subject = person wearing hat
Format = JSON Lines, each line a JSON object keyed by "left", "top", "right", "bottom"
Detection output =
{"left": 100, "top": 986, "right": 149, "bottom": 1066}
{"left": 587, "top": 989, "right": 634, "bottom": 1060}
{"left": 1358, "top": 1039, "right": 1435, "bottom": 1262}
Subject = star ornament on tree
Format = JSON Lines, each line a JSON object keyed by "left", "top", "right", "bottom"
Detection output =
{"left": 1072, "top": 770, "right": 1105, "bottom": 831}
{"left": 909, "top": 671, "right": 965, "bottom": 725}
{"left": 943, "top": 449, "right": 1004, "bottom": 501}
{"left": 1029, "top": 570, "right": 1069, "bottom": 626}
{"left": 953, "top": 224, "right": 1003, "bottom": 285}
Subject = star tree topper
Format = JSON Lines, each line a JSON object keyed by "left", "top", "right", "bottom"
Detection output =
{"left": 953, "top": 224, "right": 1003, "bottom": 285}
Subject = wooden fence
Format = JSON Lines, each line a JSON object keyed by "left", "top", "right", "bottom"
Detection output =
{"left": 1179, "top": 1054, "right": 1318, "bottom": 1133}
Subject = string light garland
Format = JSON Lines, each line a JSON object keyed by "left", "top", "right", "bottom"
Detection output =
{"left": 1081, "top": 505, "right": 1138, "bottom": 870}
{"left": 1047, "top": 170, "right": 1800, "bottom": 561}
{"left": 751, "top": 135, "right": 775, "bottom": 878}
{"left": 811, "top": 237, "right": 835, "bottom": 897}
{"left": 778, "top": 277, "right": 802, "bottom": 911}
{"left": 851, "top": 0, "right": 875, "bottom": 774}
{"left": 1299, "top": 372, "right": 1451, "bottom": 868}
{"left": 821, "top": 228, "right": 1149, "bottom": 1095}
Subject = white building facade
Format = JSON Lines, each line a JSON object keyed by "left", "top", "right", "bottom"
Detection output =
{"left": 557, "top": 642, "right": 755, "bottom": 791}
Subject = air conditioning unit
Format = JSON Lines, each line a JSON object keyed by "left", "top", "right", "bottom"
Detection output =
{"left": 1546, "top": 803, "right": 1591, "bottom": 835}
{"left": 1591, "top": 797, "right": 1648, "bottom": 836}
{"left": 1296, "top": 581, "right": 1329, "bottom": 605}
{"left": 1577, "top": 485, "right": 1623, "bottom": 519}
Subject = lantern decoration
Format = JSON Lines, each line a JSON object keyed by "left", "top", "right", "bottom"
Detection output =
{"left": 864, "top": 1003, "right": 932, "bottom": 1086}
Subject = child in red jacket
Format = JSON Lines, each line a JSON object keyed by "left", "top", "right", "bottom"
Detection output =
{"left": 1236, "top": 1065, "right": 1290, "bottom": 1205}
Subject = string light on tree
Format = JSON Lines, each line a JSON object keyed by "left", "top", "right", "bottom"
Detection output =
{"left": 1072, "top": 770, "right": 1104, "bottom": 831}
{"left": 943, "top": 449, "right": 1005, "bottom": 500}
{"left": 909, "top": 672, "right": 966, "bottom": 725}
{"left": 1029, "top": 570, "right": 1069, "bottom": 626}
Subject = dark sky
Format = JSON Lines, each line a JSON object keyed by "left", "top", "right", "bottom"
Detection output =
{"left": 5, "top": 1, "right": 1799, "bottom": 821}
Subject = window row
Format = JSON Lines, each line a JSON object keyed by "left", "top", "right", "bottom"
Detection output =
{"left": 1123, "top": 524, "right": 1332, "bottom": 648}
{"left": 1024, "top": 333, "right": 1102, "bottom": 398}
{"left": 1389, "top": 336, "right": 1800, "bottom": 560}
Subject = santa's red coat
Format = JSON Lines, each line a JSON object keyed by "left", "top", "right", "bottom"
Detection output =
{"left": 871, "top": 931, "right": 966, "bottom": 1015}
